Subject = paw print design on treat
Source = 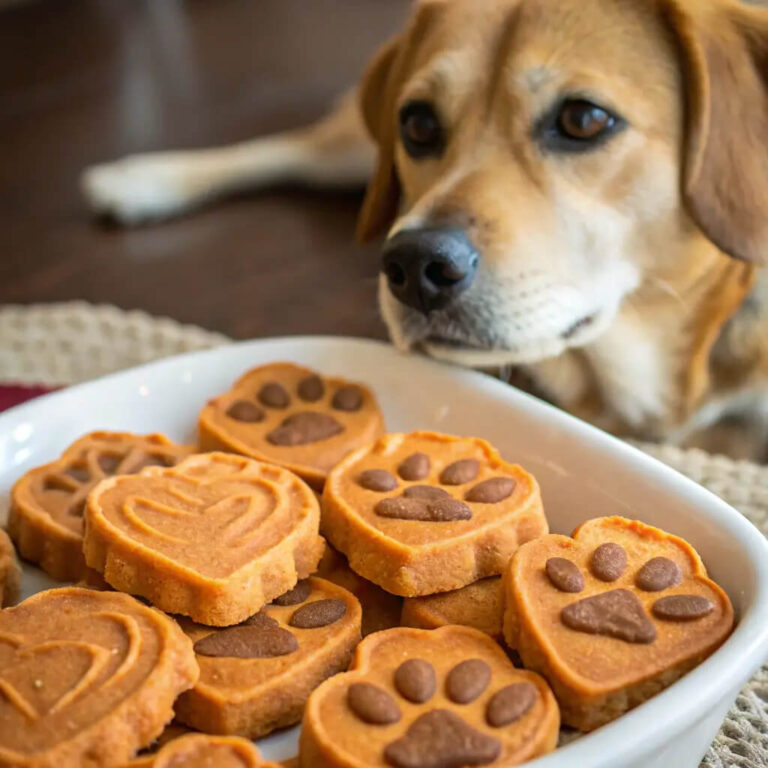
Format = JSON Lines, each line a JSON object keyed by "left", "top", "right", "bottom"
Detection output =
{"left": 83, "top": 452, "right": 325, "bottom": 626}
{"left": 127, "top": 733, "right": 281, "bottom": 767}
{"left": 299, "top": 625, "right": 559, "bottom": 768}
{"left": 8, "top": 431, "right": 193, "bottom": 582}
{"left": 322, "top": 432, "right": 547, "bottom": 596}
{"left": 0, "top": 587, "right": 198, "bottom": 768}
{"left": 174, "top": 576, "right": 362, "bottom": 738}
{"left": 316, "top": 544, "right": 403, "bottom": 636}
{"left": 503, "top": 516, "right": 734, "bottom": 731}
{"left": 199, "top": 362, "right": 385, "bottom": 489}
{"left": 0, "top": 530, "right": 21, "bottom": 608}
{"left": 401, "top": 577, "right": 503, "bottom": 642}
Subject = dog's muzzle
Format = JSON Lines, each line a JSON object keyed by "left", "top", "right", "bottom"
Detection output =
{"left": 381, "top": 228, "right": 479, "bottom": 315}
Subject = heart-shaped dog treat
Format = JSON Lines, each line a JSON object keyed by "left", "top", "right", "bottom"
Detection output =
{"left": 8, "top": 431, "right": 193, "bottom": 582}
{"left": 174, "top": 577, "right": 361, "bottom": 738}
{"left": 199, "top": 363, "right": 385, "bottom": 490}
{"left": 83, "top": 452, "right": 325, "bottom": 626}
{"left": 0, "top": 531, "right": 20, "bottom": 608}
{"left": 503, "top": 516, "right": 734, "bottom": 731}
{"left": 300, "top": 625, "right": 558, "bottom": 768}
{"left": 401, "top": 577, "right": 504, "bottom": 642}
{"left": 128, "top": 733, "right": 281, "bottom": 767}
{"left": 0, "top": 587, "right": 198, "bottom": 768}
{"left": 322, "top": 432, "right": 547, "bottom": 596}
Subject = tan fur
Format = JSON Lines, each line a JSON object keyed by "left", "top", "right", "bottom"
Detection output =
{"left": 82, "top": 0, "right": 768, "bottom": 459}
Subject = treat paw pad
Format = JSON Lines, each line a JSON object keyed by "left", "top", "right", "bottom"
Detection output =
{"left": 199, "top": 362, "right": 385, "bottom": 489}
{"left": 504, "top": 516, "right": 734, "bottom": 731}
{"left": 322, "top": 431, "right": 547, "bottom": 596}
{"left": 301, "top": 626, "right": 559, "bottom": 768}
{"left": 175, "top": 577, "right": 362, "bottom": 739}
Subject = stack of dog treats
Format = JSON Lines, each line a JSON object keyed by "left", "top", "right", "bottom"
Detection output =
{"left": 0, "top": 363, "right": 735, "bottom": 768}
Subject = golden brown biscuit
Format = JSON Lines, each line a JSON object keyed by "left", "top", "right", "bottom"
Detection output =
{"left": 174, "top": 576, "right": 361, "bottom": 738}
{"left": 503, "top": 516, "right": 735, "bottom": 731}
{"left": 316, "top": 544, "right": 402, "bottom": 636}
{"left": 300, "top": 625, "right": 559, "bottom": 768}
{"left": 83, "top": 452, "right": 324, "bottom": 626}
{"left": 8, "top": 431, "right": 193, "bottom": 582}
{"left": 198, "top": 362, "right": 385, "bottom": 489}
{"left": 127, "top": 733, "right": 279, "bottom": 767}
{"left": 0, "top": 586, "right": 198, "bottom": 768}
{"left": 0, "top": 530, "right": 21, "bottom": 607}
{"left": 401, "top": 577, "right": 503, "bottom": 641}
{"left": 321, "top": 431, "right": 547, "bottom": 596}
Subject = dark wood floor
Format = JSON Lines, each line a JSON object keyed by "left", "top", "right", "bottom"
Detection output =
{"left": 0, "top": 0, "right": 410, "bottom": 339}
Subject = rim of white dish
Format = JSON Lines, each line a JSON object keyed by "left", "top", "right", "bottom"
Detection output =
{"left": 0, "top": 335, "right": 766, "bottom": 768}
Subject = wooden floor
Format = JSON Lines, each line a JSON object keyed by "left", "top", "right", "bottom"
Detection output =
{"left": 0, "top": 0, "right": 409, "bottom": 339}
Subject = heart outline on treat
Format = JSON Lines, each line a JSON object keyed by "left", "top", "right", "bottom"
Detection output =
{"left": 0, "top": 610, "right": 143, "bottom": 723}
{"left": 0, "top": 588, "right": 198, "bottom": 768}
{"left": 300, "top": 625, "right": 559, "bottom": 768}
{"left": 503, "top": 516, "right": 734, "bottom": 731}
{"left": 84, "top": 452, "right": 324, "bottom": 626}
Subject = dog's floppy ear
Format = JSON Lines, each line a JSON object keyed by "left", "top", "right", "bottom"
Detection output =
{"left": 663, "top": 0, "right": 768, "bottom": 264}
{"left": 356, "top": 37, "right": 403, "bottom": 242}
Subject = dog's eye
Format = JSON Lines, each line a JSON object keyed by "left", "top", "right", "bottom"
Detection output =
{"left": 557, "top": 100, "right": 614, "bottom": 140}
{"left": 538, "top": 98, "right": 624, "bottom": 153}
{"left": 399, "top": 102, "right": 444, "bottom": 158}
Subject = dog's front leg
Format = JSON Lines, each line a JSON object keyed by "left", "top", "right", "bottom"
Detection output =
{"left": 81, "top": 91, "right": 374, "bottom": 225}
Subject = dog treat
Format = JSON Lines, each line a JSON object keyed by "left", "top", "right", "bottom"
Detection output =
{"left": 199, "top": 362, "right": 385, "bottom": 489}
{"left": 83, "top": 452, "right": 325, "bottom": 626}
{"left": 316, "top": 544, "right": 402, "bottom": 636}
{"left": 0, "top": 530, "right": 21, "bottom": 607}
{"left": 0, "top": 586, "right": 198, "bottom": 768}
{"left": 174, "top": 577, "right": 361, "bottom": 738}
{"left": 321, "top": 431, "right": 547, "bottom": 596}
{"left": 127, "top": 733, "right": 279, "bottom": 767}
{"left": 299, "top": 625, "right": 559, "bottom": 768}
{"left": 503, "top": 516, "right": 735, "bottom": 731}
{"left": 8, "top": 431, "right": 193, "bottom": 582}
{"left": 401, "top": 577, "right": 503, "bottom": 641}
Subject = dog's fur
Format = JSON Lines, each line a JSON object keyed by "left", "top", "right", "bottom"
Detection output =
{"left": 83, "top": 0, "right": 768, "bottom": 460}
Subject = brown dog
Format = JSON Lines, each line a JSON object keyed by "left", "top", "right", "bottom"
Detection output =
{"left": 83, "top": 0, "right": 768, "bottom": 459}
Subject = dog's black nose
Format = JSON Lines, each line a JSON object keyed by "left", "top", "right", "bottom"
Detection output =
{"left": 381, "top": 228, "right": 479, "bottom": 314}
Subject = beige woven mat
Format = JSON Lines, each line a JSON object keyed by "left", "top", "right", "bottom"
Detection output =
{"left": 1, "top": 302, "right": 766, "bottom": 767}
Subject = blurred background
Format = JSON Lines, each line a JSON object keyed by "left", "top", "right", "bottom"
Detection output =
{"left": 0, "top": 0, "right": 411, "bottom": 339}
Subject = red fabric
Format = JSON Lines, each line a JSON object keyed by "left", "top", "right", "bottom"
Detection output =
{"left": 0, "top": 385, "right": 57, "bottom": 412}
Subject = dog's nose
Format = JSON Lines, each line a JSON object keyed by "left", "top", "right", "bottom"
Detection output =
{"left": 381, "top": 228, "right": 479, "bottom": 314}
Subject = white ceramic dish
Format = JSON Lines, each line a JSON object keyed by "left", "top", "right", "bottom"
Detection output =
{"left": 1, "top": 336, "right": 767, "bottom": 767}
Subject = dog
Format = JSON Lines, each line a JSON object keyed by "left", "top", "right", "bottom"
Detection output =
{"left": 83, "top": 0, "right": 768, "bottom": 460}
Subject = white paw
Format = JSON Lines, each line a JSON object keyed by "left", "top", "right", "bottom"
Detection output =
{"left": 81, "top": 154, "right": 202, "bottom": 225}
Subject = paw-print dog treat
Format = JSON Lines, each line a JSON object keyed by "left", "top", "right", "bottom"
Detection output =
{"left": 127, "top": 733, "right": 280, "bottom": 767}
{"left": 322, "top": 432, "right": 547, "bottom": 596}
{"left": 317, "top": 544, "right": 403, "bottom": 636}
{"left": 8, "top": 431, "right": 193, "bottom": 582}
{"left": 401, "top": 577, "right": 503, "bottom": 641}
{"left": 83, "top": 452, "right": 325, "bottom": 626}
{"left": 503, "top": 516, "right": 734, "bottom": 731}
{"left": 199, "top": 363, "right": 385, "bottom": 489}
{"left": 174, "top": 576, "right": 361, "bottom": 738}
{"left": 300, "top": 625, "right": 558, "bottom": 767}
{"left": 0, "top": 587, "right": 198, "bottom": 768}
{"left": 0, "top": 531, "right": 21, "bottom": 607}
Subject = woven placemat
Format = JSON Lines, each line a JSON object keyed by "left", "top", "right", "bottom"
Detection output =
{"left": 1, "top": 301, "right": 766, "bottom": 767}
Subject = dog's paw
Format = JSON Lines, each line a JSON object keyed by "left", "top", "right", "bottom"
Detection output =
{"left": 81, "top": 153, "right": 204, "bottom": 224}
